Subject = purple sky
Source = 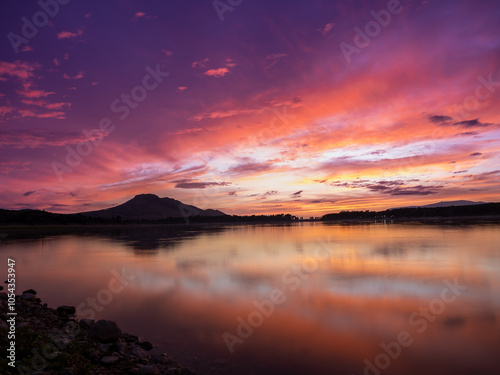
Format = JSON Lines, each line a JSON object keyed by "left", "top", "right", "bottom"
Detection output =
{"left": 1, "top": 0, "right": 500, "bottom": 215}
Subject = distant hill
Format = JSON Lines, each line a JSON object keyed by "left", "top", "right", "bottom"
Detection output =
{"left": 399, "top": 200, "right": 486, "bottom": 209}
{"left": 321, "top": 202, "right": 500, "bottom": 221}
{"left": 82, "top": 194, "right": 226, "bottom": 220}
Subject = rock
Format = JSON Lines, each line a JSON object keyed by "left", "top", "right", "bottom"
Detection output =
{"left": 138, "top": 365, "right": 159, "bottom": 375}
{"left": 99, "top": 343, "right": 113, "bottom": 353}
{"left": 57, "top": 305, "right": 76, "bottom": 315}
{"left": 123, "top": 332, "right": 139, "bottom": 343}
{"left": 131, "top": 346, "right": 148, "bottom": 361}
{"left": 89, "top": 320, "right": 122, "bottom": 343}
{"left": 20, "top": 292, "right": 36, "bottom": 302}
{"left": 140, "top": 340, "right": 154, "bottom": 351}
{"left": 23, "top": 289, "right": 37, "bottom": 295}
{"left": 100, "top": 355, "right": 120, "bottom": 365}
{"left": 79, "top": 318, "right": 94, "bottom": 329}
{"left": 53, "top": 337, "right": 71, "bottom": 347}
{"left": 117, "top": 342, "right": 127, "bottom": 353}
{"left": 165, "top": 368, "right": 180, "bottom": 375}
{"left": 0, "top": 286, "right": 3, "bottom": 291}
{"left": 151, "top": 354, "right": 167, "bottom": 364}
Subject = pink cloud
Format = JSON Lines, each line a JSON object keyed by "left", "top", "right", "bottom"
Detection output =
{"left": 192, "top": 108, "right": 259, "bottom": 121}
{"left": 44, "top": 102, "right": 71, "bottom": 110}
{"left": 192, "top": 58, "right": 210, "bottom": 69}
{"left": 57, "top": 30, "right": 83, "bottom": 39}
{"left": 16, "top": 89, "right": 55, "bottom": 98}
{"left": 21, "top": 99, "right": 46, "bottom": 106}
{"left": 18, "top": 109, "right": 37, "bottom": 117}
{"left": 321, "top": 22, "right": 334, "bottom": 35}
{"left": 63, "top": 71, "right": 84, "bottom": 80}
{"left": 0, "top": 160, "right": 30, "bottom": 174}
{"left": 177, "top": 86, "right": 188, "bottom": 91}
{"left": 134, "top": 12, "right": 157, "bottom": 19}
{"left": 37, "top": 112, "right": 65, "bottom": 119}
{"left": 0, "top": 106, "right": 15, "bottom": 116}
{"left": 0, "top": 60, "right": 39, "bottom": 81}
{"left": 0, "top": 129, "right": 83, "bottom": 149}
{"left": 204, "top": 67, "right": 230, "bottom": 78}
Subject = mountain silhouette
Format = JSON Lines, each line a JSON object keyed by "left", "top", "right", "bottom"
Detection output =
{"left": 400, "top": 200, "right": 485, "bottom": 209}
{"left": 82, "top": 194, "right": 226, "bottom": 220}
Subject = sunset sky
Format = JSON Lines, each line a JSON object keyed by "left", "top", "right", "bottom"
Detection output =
{"left": 1, "top": 0, "right": 499, "bottom": 216}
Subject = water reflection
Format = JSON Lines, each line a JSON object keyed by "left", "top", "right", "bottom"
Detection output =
{"left": 1, "top": 223, "right": 499, "bottom": 374}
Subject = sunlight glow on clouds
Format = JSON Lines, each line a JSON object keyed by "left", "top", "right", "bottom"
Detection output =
{"left": 0, "top": 0, "right": 499, "bottom": 215}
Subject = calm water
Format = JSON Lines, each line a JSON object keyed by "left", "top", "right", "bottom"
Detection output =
{"left": 1, "top": 223, "right": 500, "bottom": 375}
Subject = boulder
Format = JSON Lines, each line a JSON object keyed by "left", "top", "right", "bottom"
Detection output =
{"left": 57, "top": 305, "right": 76, "bottom": 315}
{"left": 89, "top": 320, "right": 122, "bottom": 343}
{"left": 131, "top": 346, "right": 148, "bottom": 361}
{"left": 138, "top": 365, "right": 159, "bottom": 375}
{"left": 140, "top": 341, "right": 154, "bottom": 351}
{"left": 123, "top": 332, "right": 140, "bottom": 343}
{"left": 20, "top": 292, "right": 36, "bottom": 302}
{"left": 79, "top": 319, "right": 95, "bottom": 329}
{"left": 100, "top": 355, "right": 119, "bottom": 365}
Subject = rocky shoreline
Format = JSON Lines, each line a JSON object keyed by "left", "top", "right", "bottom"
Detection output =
{"left": 0, "top": 289, "right": 196, "bottom": 375}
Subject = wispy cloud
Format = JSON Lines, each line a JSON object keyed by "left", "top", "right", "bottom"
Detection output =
{"left": 57, "top": 30, "right": 83, "bottom": 39}
{"left": 16, "top": 89, "right": 55, "bottom": 98}
{"left": 63, "top": 71, "right": 84, "bottom": 80}
{"left": 0, "top": 60, "right": 39, "bottom": 81}
{"left": 321, "top": 22, "right": 335, "bottom": 35}
{"left": 452, "top": 119, "right": 494, "bottom": 128}
{"left": 204, "top": 67, "right": 230, "bottom": 78}
{"left": 173, "top": 179, "right": 231, "bottom": 189}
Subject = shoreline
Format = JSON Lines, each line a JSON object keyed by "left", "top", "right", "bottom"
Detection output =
{"left": 1, "top": 215, "right": 500, "bottom": 232}
{"left": 0, "top": 289, "right": 196, "bottom": 374}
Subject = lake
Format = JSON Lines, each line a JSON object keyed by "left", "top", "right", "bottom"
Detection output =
{"left": 1, "top": 222, "right": 500, "bottom": 374}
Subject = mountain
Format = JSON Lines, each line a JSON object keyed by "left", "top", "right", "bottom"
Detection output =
{"left": 398, "top": 200, "right": 486, "bottom": 209}
{"left": 82, "top": 194, "right": 226, "bottom": 220}
{"left": 420, "top": 200, "right": 485, "bottom": 208}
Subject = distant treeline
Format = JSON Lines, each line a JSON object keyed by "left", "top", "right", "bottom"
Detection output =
{"left": 2, "top": 204, "right": 500, "bottom": 226}
{"left": 0, "top": 209, "right": 295, "bottom": 226}
{"left": 0, "top": 209, "right": 112, "bottom": 226}
{"left": 321, "top": 203, "right": 500, "bottom": 221}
